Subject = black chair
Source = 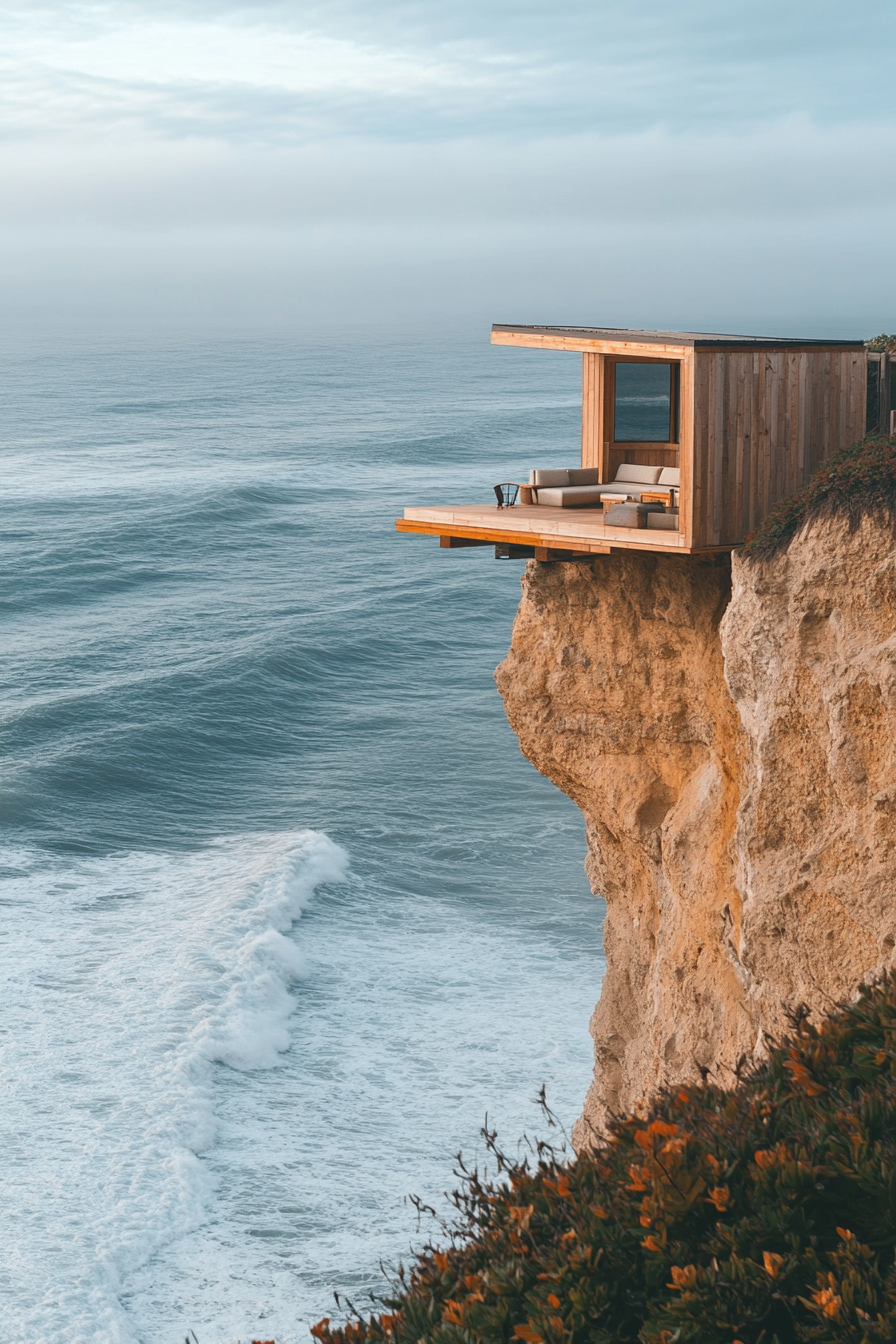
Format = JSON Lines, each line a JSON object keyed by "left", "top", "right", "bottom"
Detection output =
{"left": 493, "top": 482, "right": 520, "bottom": 509}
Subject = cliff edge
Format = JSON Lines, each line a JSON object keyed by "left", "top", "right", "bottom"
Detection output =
{"left": 496, "top": 512, "right": 896, "bottom": 1146}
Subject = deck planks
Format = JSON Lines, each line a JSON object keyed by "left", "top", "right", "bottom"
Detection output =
{"left": 399, "top": 503, "right": 691, "bottom": 554}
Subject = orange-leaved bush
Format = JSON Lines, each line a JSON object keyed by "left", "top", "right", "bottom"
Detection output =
{"left": 312, "top": 975, "right": 896, "bottom": 1343}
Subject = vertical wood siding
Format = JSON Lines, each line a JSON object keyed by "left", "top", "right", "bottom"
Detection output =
{"left": 607, "top": 446, "right": 679, "bottom": 472}
{"left": 581, "top": 353, "right": 604, "bottom": 470}
{"left": 691, "top": 348, "right": 867, "bottom": 548}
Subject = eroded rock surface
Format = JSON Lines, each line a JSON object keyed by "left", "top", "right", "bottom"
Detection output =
{"left": 722, "top": 514, "right": 896, "bottom": 1056}
{"left": 495, "top": 516, "right": 896, "bottom": 1145}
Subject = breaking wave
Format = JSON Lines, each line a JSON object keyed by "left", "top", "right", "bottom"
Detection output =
{"left": 0, "top": 832, "right": 348, "bottom": 1343}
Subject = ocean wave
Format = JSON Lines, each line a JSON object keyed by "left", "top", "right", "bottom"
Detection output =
{"left": 0, "top": 830, "right": 349, "bottom": 1343}
{"left": 191, "top": 832, "right": 349, "bottom": 1071}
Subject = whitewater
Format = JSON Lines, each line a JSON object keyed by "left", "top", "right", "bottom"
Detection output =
{"left": 1, "top": 327, "right": 605, "bottom": 1343}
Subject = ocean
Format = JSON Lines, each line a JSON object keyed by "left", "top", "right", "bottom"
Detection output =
{"left": 1, "top": 327, "right": 605, "bottom": 1343}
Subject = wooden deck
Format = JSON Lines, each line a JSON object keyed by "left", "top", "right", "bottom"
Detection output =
{"left": 397, "top": 503, "right": 708, "bottom": 556}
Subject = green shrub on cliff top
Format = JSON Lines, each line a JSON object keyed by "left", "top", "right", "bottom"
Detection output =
{"left": 743, "top": 432, "right": 896, "bottom": 559}
{"left": 313, "top": 977, "right": 896, "bottom": 1344}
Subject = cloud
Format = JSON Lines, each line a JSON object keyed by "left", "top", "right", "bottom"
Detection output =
{"left": 2, "top": 0, "right": 894, "bottom": 143}
{"left": 2, "top": 118, "right": 893, "bottom": 230}
{"left": 0, "top": 0, "right": 893, "bottom": 329}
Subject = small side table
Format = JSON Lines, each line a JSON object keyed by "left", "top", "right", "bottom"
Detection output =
{"left": 640, "top": 489, "right": 677, "bottom": 509}
{"left": 599, "top": 492, "right": 631, "bottom": 508}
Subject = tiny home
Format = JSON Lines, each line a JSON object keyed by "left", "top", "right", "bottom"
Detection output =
{"left": 397, "top": 326, "right": 868, "bottom": 558}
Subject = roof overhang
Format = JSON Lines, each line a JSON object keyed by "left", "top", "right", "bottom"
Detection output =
{"left": 491, "top": 324, "right": 866, "bottom": 357}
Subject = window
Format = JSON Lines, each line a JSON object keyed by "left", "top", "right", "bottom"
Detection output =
{"left": 613, "top": 362, "right": 679, "bottom": 443}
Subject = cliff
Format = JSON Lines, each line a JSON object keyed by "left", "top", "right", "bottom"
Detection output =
{"left": 496, "top": 512, "right": 896, "bottom": 1146}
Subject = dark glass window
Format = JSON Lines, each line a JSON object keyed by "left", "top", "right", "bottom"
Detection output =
{"left": 614, "top": 362, "right": 678, "bottom": 442}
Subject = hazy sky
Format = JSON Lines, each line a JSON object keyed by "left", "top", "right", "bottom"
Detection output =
{"left": 2, "top": 0, "right": 894, "bottom": 332}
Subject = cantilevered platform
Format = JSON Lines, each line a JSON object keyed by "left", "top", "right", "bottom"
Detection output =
{"left": 396, "top": 324, "right": 869, "bottom": 560}
{"left": 398, "top": 503, "right": 696, "bottom": 556}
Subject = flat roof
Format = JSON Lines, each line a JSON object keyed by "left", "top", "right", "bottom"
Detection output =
{"left": 492, "top": 324, "right": 865, "bottom": 352}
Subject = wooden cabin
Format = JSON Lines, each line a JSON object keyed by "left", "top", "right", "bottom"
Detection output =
{"left": 397, "top": 325, "right": 868, "bottom": 558}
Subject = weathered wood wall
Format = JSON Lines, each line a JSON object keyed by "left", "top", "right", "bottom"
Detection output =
{"left": 690, "top": 347, "right": 867, "bottom": 549}
{"left": 581, "top": 353, "right": 603, "bottom": 471}
{"left": 607, "top": 444, "right": 679, "bottom": 472}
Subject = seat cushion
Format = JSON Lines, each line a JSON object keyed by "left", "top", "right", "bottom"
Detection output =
{"left": 530, "top": 469, "right": 570, "bottom": 487}
{"left": 646, "top": 511, "right": 680, "bottom": 530}
{"left": 613, "top": 464, "right": 663, "bottom": 486}
{"left": 658, "top": 467, "right": 680, "bottom": 487}
{"left": 535, "top": 485, "right": 605, "bottom": 507}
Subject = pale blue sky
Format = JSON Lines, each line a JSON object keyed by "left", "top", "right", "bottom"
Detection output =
{"left": 2, "top": 0, "right": 893, "bottom": 332}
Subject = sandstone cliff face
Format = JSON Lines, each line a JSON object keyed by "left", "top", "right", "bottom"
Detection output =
{"left": 495, "top": 515, "right": 896, "bottom": 1146}
{"left": 722, "top": 514, "right": 896, "bottom": 1056}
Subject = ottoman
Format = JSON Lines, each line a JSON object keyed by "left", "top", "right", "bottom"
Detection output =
{"left": 604, "top": 501, "right": 666, "bottom": 529}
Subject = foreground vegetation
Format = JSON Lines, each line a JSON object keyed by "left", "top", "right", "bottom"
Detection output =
{"left": 313, "top": 977, "right": 896, "bottom": 1343}
{"left": 744, "top": 431, "right": 896, "bottom": 559}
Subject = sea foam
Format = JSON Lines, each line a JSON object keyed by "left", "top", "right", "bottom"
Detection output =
{"left": 0, "top": 831, "right": 348, "bottom": 1344}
